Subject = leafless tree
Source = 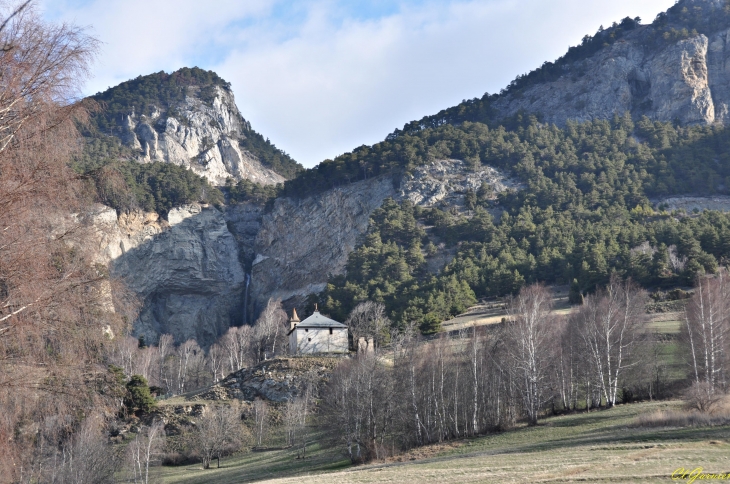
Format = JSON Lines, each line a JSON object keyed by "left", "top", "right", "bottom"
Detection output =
{"left": 504, "top": 284, "right": 556, "bottom": 425}
{"left": 156, "top": 334, "right": 174, "bottom": 393}
{"left": 175, "top": 339, "right": 202, "bottom": 395}
{"left": 207, "top": 343, "right": 226, "bottom": 383}
{"left": 127, "top": 419, "right": 165, "bottom": 484}
{"left": 219, "top": 325, "right": 253, "bottom": 373}
{"left": 0, "top": 3, "right": 145, "bottom": 480}
{"left": 346, "top": 301, "right": 390, "bottom": 352}
{"left": 683, "top": 270, "right": 729, "bottom": 395}
{"left": 569, "top": 276, "right": 647, "bottom": 407}
{"left": 190, "top": 404, "right": 245, "bottom": 469}
{"left": 44, "top": 416, "right": 122, "bottom": 484}
{"left": 252, "top": 398, "right": 270, "bottom": 448}
{"left": 252, "top": 298, "right": 288, "bottom": 361}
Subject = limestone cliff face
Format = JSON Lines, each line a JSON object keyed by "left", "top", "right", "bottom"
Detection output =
{"left": 488, "top": 0, "right": 730, "bottom": 126}
{"left": 117, "top": 86, "right": 284, "bottom": 186}
{"left": 492, "top": 33, "right": 720, "bottom": 125}
{"left": 86, "top": 160, "right": 516, "bottom": 344}
{"left": 90, "top": 204, "right": 246, "bottom": 347}
{"left": 250, "top": 176, "right": 398, "bottom": 312}
{"left": 249, "top": 161, "right": 517, "bottom": 313}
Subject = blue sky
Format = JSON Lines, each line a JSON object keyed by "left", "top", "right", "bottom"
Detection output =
{"left": 41, "top": 0, "right": 676, "bottom": 167}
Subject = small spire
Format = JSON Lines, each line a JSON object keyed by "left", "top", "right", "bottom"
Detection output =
{"left": 291, "top": 308, "right": 300, "bottom": 323}
{"left": 314, "top": 303, "right": 318, "bottom": 312}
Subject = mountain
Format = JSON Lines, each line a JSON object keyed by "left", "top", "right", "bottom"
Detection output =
{"left": 91, "top": 0, "right": 730, "bottom": 345}
{"left": 392, "top": 0, "right": 730, "bottom": 136}
{"left": 83, "top": 67, "right": 302, "bottom": 186}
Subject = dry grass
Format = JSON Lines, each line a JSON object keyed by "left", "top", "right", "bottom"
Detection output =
{"left": 635, "top": 396, "right": 730, "bottom": 428}
{"left": 158, "top": 401, "right": 730, "bottom": 483}
{"left": 633, "top": 409, "right": 730, "bottom": 428}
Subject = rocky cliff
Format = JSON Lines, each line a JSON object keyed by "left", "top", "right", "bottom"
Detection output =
{"left": 89, "top": 203, "right": 246, "bottom": 346}
{"left": 89, "top": 68, "right": 300, "bottom": 185}
{"left": 490, "top": 0, "right": 730, "bottom": 126}
{"left": 117, "top": 85, "right": 285, "bottom": 186}
{"left": 88, "top": 159, "right": 515, "bottom": 345}
{"left": 250, "top": 160, "right": 517, "bottom": 313}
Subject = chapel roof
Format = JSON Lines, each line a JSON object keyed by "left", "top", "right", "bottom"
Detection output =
{"left": 296, "top": 311, "right": 347, "bottom": 329}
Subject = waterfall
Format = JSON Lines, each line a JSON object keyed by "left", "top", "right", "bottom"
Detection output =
{"left": 243, "top": 273, "right": 250, "bottom": 324}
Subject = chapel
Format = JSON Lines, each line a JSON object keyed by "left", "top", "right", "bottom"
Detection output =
{"left": 288, "top": 307, "right": 348, "bottom": 354}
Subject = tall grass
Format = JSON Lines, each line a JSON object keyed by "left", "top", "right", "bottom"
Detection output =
{"left": 633, "top": 409, "right": 730, "bottom": 428}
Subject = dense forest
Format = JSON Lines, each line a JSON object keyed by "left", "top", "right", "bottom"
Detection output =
{"left": 320, "top": 115, "right": 730, "bottom": 331}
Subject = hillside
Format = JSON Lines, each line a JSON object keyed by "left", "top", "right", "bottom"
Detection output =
{"left": 80, "top": 0, "right": 730, "bottom": 344}
{"left": 392, "top": 0, "right": 730, "bottom": 135}
{"left": 77, "top": 67, "right": 302, "bottom": 187}
{"left": 156, "top": 401, "right": 730, "bottom": 484}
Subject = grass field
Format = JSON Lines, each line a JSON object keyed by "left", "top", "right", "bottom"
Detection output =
{"left": 157, "top": 400, "right": 730, "bottom": 483}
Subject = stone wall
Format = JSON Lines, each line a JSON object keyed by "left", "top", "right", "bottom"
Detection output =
{"left": 290, "top": 327, "right": 349, "bottom": 354}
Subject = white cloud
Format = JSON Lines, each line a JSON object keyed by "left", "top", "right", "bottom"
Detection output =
{"left": 41, "top": 0, "right": 676, "bottom": 167}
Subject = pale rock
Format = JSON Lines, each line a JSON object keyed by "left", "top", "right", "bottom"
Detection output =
{"left": 87, "top": 203, "right": 245, "bottom": 347}
{"left": 118, "top": 86, "right": 284, "bottom": 186}
{"left": 491, "top": 28, "right": 723, "bottom": 126}
{"left": 250, "top": 176, "right": 398, "bottom": 312}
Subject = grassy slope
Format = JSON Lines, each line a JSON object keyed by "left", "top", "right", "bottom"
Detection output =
{"left": 157, "top": 437, "right": 349, "bottom": 484}
{"left": 155, "top": 305, "right": 717, "bottom": 484}
{"left": 156, "top": 401, "right": 730, "bottom": 483}
{"left": 263, "top": 401, "right": 730, "bottom": 483}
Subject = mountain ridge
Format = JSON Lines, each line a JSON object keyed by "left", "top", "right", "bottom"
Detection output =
{"left": 83, "top": 67, "right": 302, "bottom": 186}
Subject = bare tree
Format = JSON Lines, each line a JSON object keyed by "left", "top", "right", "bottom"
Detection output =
{"left": 346, "top": 301, "right": 390, "bottom": 353}
{"left": 252, "top": 299, "right": 288, "bottom": 361}
{"left": 46, "top": 416, "right": 122, "bottom": 484}
{"left": 156, "top": 334, "right": 174, "bottom": 393}
{"left": 504, "top": 284, "right": 556, "bottom": 425}
{"left": 127, "top": 420, "right": 165, "bottom": 484}
{"left": 175, "top": 339, "right": 202, "bottom": 395}
{"left": 219, "top": 325, "right": 253, "bottom": 373}
{"left": 0, "top": 4, "right": 145, "bottom": 479}
{"left": 207, "top": 343, "right": 226, "bottom": 383}
{"left": 574, "top": 276, "right": 647, "bottom": 407}
{"left": 683, "top": 271, "right": 729, "bottom": 395}
{"left": 190, "top": 404, "right": 245, "bottom": 469}
{"left": 252, "top": 398, "right": 269, "bottom": 448}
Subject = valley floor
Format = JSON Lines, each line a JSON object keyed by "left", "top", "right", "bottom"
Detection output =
{"left": 158, "top": 400, "right": 730, "bottom": 483}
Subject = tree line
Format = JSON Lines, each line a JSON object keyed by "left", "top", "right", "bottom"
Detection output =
{"left": 320, "top": 269, "right": 730, "bottom": 463}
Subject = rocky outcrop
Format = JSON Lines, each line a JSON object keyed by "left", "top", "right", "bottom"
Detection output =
{"left": 89, "top": 203, "right": 246, "bottom": 347}
{"left": 250, "top": 161, "right": 517, "bottom": 312}
{"left": 489, "top": 1, "right": 730, "bottom": 126}
{"left": 250, "top": 176, "right": 398, "bottom": 312}
{"left": 88, "top": 160, "right": 517, "bottom": 343}
{"left": 399, "top": 159, "right": 522, "bottom": 208}
{"left": 194, "top": 357, "right": 342, "bottom": 402}
{"left": 117, "top": 86, "right": 284, "bottom": 186}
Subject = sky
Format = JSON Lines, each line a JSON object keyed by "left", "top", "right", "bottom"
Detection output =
{"left": 41, "top": 0, "right": 677, "bottom": 168}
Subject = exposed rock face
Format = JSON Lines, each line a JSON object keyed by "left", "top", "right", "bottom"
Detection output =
{"left": 399, "top": 159, "right": 522, "bottom": 208}
{"left": 490, "top": 0, "right": 730, "bottom": 127}
{"left": 117, "top": 86, "right": 284, "bottom": 186}
{"left": 250, "top": 161, "right": 517, "bottom": 313}
{"left": 195, "top": 357, "right": 342, "bottom": 402}
{"left": 251, "top": 176, "right": 398, "bottom": 312}
{"left": 90, "top": 203, "right": 246, "bottom": 347}
{"left": 89, "top": 160, "right": 517, "bottom": 342}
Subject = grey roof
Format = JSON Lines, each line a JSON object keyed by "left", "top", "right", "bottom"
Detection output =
{"left": 296, "top": 311, "right": 347, "bottom": 329}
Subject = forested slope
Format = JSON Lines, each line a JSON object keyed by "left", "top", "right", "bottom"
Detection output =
{"left": 319, "top": 115, "right": 730, "bottom": 331}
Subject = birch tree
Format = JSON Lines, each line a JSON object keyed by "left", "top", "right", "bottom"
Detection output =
{"left": 574, "top": 276, "right": 647, "bottom": 407}
{"left": 504, "top": 284, "right": 555, "bottom": 425}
